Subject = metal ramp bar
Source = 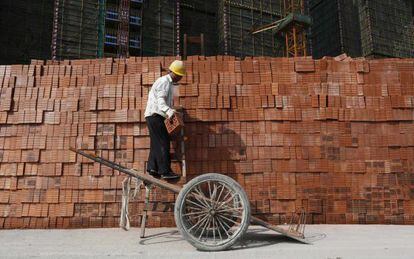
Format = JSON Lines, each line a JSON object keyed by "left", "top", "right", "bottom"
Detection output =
{"left": 251, "top": 213, "right": 310, "bottom": 244}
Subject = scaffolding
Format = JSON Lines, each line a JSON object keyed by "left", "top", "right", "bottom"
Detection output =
{"left": 51, "top": 0, "right": 143, "bottom": 60}
{"left": 117, "top": 0, "right": 130, "bottom": 57}
{"left": 97, "top": 0, "right": 106, "bottom": 58}
{"left": 251, "top": 0, "right": 312, "bottom": 57}
{"left": 309, "top": 0, "right": 362, "bottom": 59}
{"left": 0, "top": 0, "right": 54, "bottom": 64}
{"left": 310, "top": 0, "right": 413, "bottom": 59}
{"left": 217, "top": 0, "right": 284, "bottom": 57}
{"left": 176, "top": 0, "right": 181, "bottom": 56}
{"left": 180, "top": 0, "right": 218, "bottom": 56}
{"left": 103, "top": 0, "right": 142, "bottom": 57}
{"left": 142, "top": 0, "right": 176, "bottom": 56}
{"left": 52, "top": 0, "right": 100, "bottom": 60}
{"left": 359, "top": 0, "right": 414, "bottom": 58}
{"left": 2, "top": 0, "right": 412, "bottom": 63}
{"left": 52, "top": 0, "right": 60, "bottom": 60}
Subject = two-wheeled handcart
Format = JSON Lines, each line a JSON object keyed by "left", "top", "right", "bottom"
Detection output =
{"left": 70, "top": 148, "right": 310, "bottom": 251}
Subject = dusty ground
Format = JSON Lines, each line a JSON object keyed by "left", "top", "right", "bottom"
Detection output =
{"left": 1, "top": 225, "right": 413, "bottom": 259}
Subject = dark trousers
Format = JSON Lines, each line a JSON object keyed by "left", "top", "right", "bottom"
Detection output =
{"left": 146, "top": 114, "right": 171, "bottom": 175}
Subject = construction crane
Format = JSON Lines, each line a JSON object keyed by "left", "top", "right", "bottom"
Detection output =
{"left": 251, "top": 0, "right": 312, "bottom": 57}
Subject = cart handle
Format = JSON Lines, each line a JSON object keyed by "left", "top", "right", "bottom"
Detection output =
{"left": 70, "top": 147, "right": 182, "bottom": 194}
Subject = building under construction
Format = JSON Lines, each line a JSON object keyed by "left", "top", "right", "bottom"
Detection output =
{"left": 310, "top": 0, "right": 414, "bottom": 58}
{"left": 51, "top": 0, "right": 143, "bottom": 60}
{"left": 0, "top": 0, "right": 413, "bottom": 64}
{"left": 0, "top": 0, "right": 54, "bottom": 64}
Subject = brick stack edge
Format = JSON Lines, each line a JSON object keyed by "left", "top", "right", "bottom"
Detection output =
{"left": 0, "top": 55, "right": 413, "bottom": 229}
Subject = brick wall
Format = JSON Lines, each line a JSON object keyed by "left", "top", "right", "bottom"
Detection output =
{"left": 0, "top": 55, "right": 414, "bottom": 229}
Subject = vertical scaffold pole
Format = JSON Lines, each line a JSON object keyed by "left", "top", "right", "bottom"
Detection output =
{"left": 51, "top": 0, "right": 60, "bottom": 60}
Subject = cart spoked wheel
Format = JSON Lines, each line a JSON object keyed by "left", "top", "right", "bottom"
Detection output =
{"left": 174, "top": 173, "right": 251, "bottom": 251}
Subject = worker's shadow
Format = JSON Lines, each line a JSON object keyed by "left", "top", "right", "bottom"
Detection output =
{"left": 172, "top": 109, "right": 247, "bottom": 184}
{"left": 126, "top": 109, "right": 249, "bottom": 232}
{"left": 138, "top": 110, "right": 324, "bottom": 249}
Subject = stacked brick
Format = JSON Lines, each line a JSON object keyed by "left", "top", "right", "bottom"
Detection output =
{"left": 0, "top": 55, "right": 413, "bottom": 229}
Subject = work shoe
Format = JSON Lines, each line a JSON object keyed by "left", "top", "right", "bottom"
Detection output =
{"left": 161, "top": 172, "right": 180, "bottom": 180}
{"left": 146, "top": 169, "right": 160, "bottom": 178}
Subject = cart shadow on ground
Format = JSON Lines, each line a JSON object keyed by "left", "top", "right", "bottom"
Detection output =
{"left": 233, "top": 228, "right": 298, "bottom": 250}
{"left": 137, "top": 228, "right": 288, "bottom": 248}
{"left": 138, "top": 227, "right": 327, "bottom": 249}
{"left": 232, "top": 228, "right": 326, "bottom": 251}
{"left": 138, "top": 230, "right": 184, "bottom": 245}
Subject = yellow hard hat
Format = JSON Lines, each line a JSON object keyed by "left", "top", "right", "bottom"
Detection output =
{"left": 169, "top": 60, "right": 186, "bottom": 76}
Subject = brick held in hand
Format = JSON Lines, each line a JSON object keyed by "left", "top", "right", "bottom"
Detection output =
{"left": 164, "top": 113, "right": 184, "bottom": 135}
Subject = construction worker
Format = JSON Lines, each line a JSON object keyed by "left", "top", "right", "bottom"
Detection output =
{"left": 144, "top": 60, "right": 185, "bottom": 180}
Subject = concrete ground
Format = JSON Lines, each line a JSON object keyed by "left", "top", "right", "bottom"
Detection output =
{"left": 0, "top": 225, "right": 413, "bottom": 259}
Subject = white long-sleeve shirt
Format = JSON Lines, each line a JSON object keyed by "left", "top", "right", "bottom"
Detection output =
{"left": 144, "top": 74, "right": 174, "bottom": 118}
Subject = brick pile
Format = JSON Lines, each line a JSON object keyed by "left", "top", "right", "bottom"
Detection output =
{"left": 0, "top": 55, "right": 414, "bottom": 229}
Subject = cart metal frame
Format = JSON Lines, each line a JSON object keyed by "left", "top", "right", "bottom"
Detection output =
{"left": 70, "top": 148, "right": 310, "bottom": 250}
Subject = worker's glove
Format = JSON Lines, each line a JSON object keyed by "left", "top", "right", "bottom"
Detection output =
{"left": 166, "top": 109, "right": 176, "bottom": 119}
